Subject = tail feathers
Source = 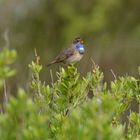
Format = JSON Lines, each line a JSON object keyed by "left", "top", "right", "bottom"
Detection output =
{"left": 46, "top": 60, "right": 56, "bottom": 67}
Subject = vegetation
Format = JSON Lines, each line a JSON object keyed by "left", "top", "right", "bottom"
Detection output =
{"left": 0, "top": 0, "right": 140, "bottom": 87}
{"left": 0, "top": 48, "right": 140, "bottom": 140}
{"left": 0, "top": 1, "right": 140, "bottom": 139}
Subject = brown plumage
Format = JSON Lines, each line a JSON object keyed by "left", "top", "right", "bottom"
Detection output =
{"left": 47, "top": 37, "right": 84, "bottom": 67}
{"left": 47, "top": 47, "right": 75, "bottom": 66}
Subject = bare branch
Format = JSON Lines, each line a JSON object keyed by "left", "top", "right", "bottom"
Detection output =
{"left": 90, "top": 57, "right": 96, "bottom": 68}
{"left": 50, "top": 69, "right": 54, "bottom": 87}
{"left": 50, "top": 69, "right": 54, "bottom": 109}
{"left": 34, "top": 48, "right": 40, "bottom": 64}
{"left": 3, "top": 28, "right": 10, "bottom": 48}
{"left": 3, "top": 80, "right": 8, "bottom": 110}
{"left": 139, "top": 104, "right": 140, "bottom": 114}
{"left": 48, "top": 69, "right": 55, "bottom": 128}
{"left": 110, "top": 69, "right": 117, "bottom": 80}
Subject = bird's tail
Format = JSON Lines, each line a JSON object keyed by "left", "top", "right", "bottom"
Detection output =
{"left": 46, "top": 60, "right": 56, "bottom": 67}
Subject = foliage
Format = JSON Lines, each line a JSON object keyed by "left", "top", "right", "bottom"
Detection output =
{"left": 0, "top": 48, "right": 17, "bottom": 89}
{"left": 58, "top": 94, "right": 124, "bottom": 140}
{"left": 0, "top": 89, "right": 49, "bottom": 140}
{"left": 0, "top": 51, "right": 140, "bottom": 139}
{"left": 1, "top": 0, "right": 140, "bottom": 87}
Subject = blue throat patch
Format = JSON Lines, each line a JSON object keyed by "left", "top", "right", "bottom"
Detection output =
{"left": 76, "top": 43, "right": 85, "bottom": 54}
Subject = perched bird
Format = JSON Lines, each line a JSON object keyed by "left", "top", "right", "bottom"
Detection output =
{"left": 47, "top": 37, "right": 85, "bottom": 66}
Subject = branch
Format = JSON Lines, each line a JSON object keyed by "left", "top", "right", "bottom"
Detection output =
{"left": 110, "top": 69, "right": 117, "bottom": 80}
{"left": 3, "top": 80, "right": 8, "bottom": 110}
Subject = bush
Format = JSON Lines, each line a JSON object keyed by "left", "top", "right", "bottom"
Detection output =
{"left": 0, "top": 48, "right": 17, "bottom": 89}
{"left": 0, "top": 50, "right": 140, "bottom": 140}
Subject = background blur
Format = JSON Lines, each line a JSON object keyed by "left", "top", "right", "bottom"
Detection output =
{"left": 0, "top": 0, "right": 140, "bottom": 91}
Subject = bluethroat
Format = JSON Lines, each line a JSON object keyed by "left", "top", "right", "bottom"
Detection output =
{"left": 47, "top": 37, "right": 85, "bottom": 66}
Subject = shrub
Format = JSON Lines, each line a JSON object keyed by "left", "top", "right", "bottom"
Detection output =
{"left": 0, "top": 50, "right": 140, "bottom": 140}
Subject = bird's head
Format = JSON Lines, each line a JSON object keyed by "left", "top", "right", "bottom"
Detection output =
{"left": 73, "top": 37, "right": 85, "bottom": 54}
{"left": 73, "top": 37, "right": 84, "bottom": 44}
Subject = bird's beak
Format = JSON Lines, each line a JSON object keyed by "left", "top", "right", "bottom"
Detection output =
{"left": 80, "top": 40, "right": 84, "bottom": 44}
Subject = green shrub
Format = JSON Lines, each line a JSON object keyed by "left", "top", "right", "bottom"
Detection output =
{"left": 0, "top": 51, "right": 140, "bottom": 140}
{"left": 0, "top": 48, "right": 17, "bottom": 89}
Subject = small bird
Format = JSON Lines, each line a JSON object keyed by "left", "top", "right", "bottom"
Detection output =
{"left": 47, "top": 37, "right": 85, "bottom": 66}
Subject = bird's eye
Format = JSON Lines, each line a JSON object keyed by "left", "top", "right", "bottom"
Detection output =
{"left": 73, "top": 37, "right": 82, "bottom": 44}
{"left": 76, "top": 39, "right": 80, "bottom": 43}
{"left": 77, "top": 39, "right": 83, "bottom": 44}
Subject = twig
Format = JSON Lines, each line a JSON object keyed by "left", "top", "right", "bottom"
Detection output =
{"left": 48, "top": 69, "right": 55, "bottom": 128}
{"left": 50, "top": 69, "right": 54, "bottom": 109}
{"left": 90, "top": 57, "right": 96, "bottom": 68}
{"left": 3, "top": 80, "right": 8, "bottom": 108}
{"left": 2, "top": 29, "right": 10, "bottom": 112}
{"left": 37, "top": 75, "right": 41, "bottom": 96}
{"left": 50, "top": 69, "right": 54, "bottom": 87}
{"left": 3, "top": 28, "right": 10, "bottom": 48}
{"left": 34, "top": 48, "right": 40, "bottom": 65}
{"left": 34, "top": 48, "right": 41, "bottom": 96}
{"left": 139, "top": 104, "right": 140, "bottom": 114}
{"left": 110, "top": 69, "right": 117, "bottom": 80}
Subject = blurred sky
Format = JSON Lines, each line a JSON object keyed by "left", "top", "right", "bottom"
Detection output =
{"left": 0, "top": 0, "right": 140, "bottom": 90}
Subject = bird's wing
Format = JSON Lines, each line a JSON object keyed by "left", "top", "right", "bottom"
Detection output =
{"left": 54, "top": 46, "right": 76, "bottom": 63}
{"left": 47, "top": 46, "right": 76, "bottom": 66}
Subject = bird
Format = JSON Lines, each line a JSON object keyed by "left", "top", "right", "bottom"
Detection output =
{"left": 47, "top": 37, "right": 85, "bottom": 66}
